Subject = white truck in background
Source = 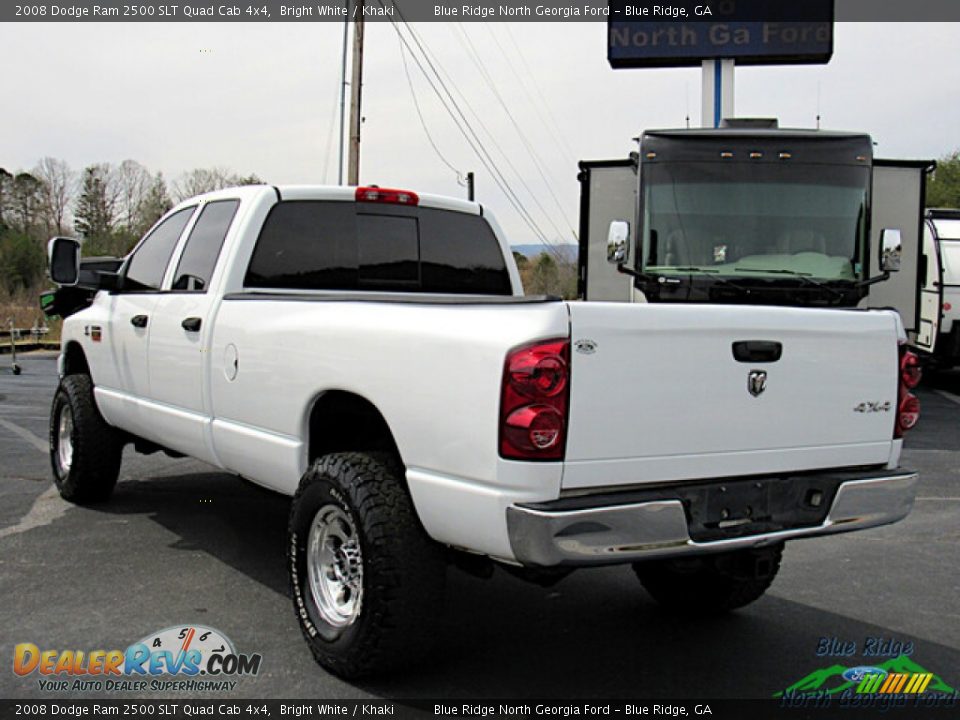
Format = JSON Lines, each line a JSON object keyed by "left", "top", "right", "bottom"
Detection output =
{"left": 44, "top": 184, "right": 920, "bottom": 678}
{"left": 577, "top": 122, "right": 941, "bottom": 359}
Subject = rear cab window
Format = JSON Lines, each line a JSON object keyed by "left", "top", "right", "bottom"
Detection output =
{"left": 244, "top": 201, "right": 512, "bottom": 295}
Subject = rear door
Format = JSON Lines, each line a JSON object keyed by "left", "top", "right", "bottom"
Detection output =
{"left": 862, "top": 162, "right": 929, "bottom": 339}
{"left": 562, "top": 302, "right": 899, "bottom": 490}
{"left": 916, "top": 220, "right": 942, "bottom": 352}
{"left": 578, "top": 160, "right": 637, "bottom": 302}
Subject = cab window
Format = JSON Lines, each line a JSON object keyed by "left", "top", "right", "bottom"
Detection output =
{"left": 171, "top": 200, "right": 240, "bottom": 292}
{"left": 124, "top": 207, "right": 196, "bottom": 290}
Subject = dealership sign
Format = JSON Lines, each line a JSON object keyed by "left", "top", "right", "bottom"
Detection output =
{"left": 608, "top": 0, "right": 834, "bottom": 68}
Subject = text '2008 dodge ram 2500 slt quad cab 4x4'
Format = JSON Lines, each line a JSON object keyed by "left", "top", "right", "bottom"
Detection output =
{"left": 43, "top": 184, "right": 921, "bottom": 678}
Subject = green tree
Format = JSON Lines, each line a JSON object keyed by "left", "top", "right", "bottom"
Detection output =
{"left": 133, "top": 172, "right": 173, "bottom": 238}
{"left": 0, "top": 230, "right": 45, "bottom": 293}
{"left": 8, "top": 172, "right": 44, "bottom": 239}
{"left": 74, "top": 164, "right": 120, "bottom": 255}
{"left": 926, "top": 151, "right": 960, "bottom": 208}
{"left": 0, "top": 168, "right": 11, "bottom": 232}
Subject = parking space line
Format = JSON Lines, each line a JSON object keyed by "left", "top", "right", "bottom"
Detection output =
{"left": 933, "top": 389, "right": 960, "bottom": 406}
{"left": 915, "top": 497, "right": 960, "bottom": 501}
{"left": 0, "top": 486, "right": 67, "bottom": 540}
{"left": 0, "top": 417, "right": 47, "bottom": 453}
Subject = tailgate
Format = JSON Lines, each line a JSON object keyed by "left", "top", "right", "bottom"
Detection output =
{"left": 563, "top": 303, "right": 899, "bottom": 490}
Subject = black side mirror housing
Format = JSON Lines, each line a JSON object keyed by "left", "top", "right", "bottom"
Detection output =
{"left": 47, "top": 237, "right": 81, "bottom": 286}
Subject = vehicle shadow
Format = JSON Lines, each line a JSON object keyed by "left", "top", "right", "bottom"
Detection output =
{"left": 94, "top": 469, "right": 960, "bottom": 699}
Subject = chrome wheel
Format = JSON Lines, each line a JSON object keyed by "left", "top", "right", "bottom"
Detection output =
{"left": 307, "top": 504, "right": 363, "bottom": 628}
{"left": 57, "top": 405, "right": 74, "bottom": 476}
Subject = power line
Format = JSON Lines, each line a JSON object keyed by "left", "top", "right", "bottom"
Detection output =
{"left": 382, "top": 4, "right": 559, "bottom": 252}
{"left": 396, "top": 32, "right": 463, "bottom": 181}
{"left": 394, "top": 16, "right": 552, "bottom": 247}
{"left": 456, "top": 22, "right": 576, "bottom": 241}
{"left": 500, "top": 25, "right": 579, "bottom": 165}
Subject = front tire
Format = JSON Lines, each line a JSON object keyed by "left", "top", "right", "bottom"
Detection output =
{"left": 632, "top": 543, "right": 783, "bottom": 614}
{"left": 288, "top": 452, "right": 446, "bottom": 679}
{"left": 49, "top": 374, "right": 124, "bottom": 503}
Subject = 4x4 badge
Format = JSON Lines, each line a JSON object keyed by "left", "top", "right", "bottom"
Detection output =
{"left": 748, "top": 370, "right": 767, "bottom": 397}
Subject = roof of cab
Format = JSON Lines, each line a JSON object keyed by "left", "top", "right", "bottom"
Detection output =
{"left": 179, "top": 184, "right": 481, "bottom": 216}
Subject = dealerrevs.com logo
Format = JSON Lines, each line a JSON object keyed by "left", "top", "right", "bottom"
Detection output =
{"left": 13, "top": 625, "right": 262, "bottom": 693}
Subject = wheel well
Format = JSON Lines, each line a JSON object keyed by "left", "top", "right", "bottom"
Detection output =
{"left": 307, "top": 391, "right": 402, "bottom": 465}
{"left": 62, "top": 342, "right": 90, "bottom": 376}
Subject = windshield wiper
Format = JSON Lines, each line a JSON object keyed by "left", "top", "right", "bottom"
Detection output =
{"left": 733, "top": 267, "right": 845, "bottom": 299}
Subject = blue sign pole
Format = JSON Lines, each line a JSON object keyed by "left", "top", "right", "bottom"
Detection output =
{"left": 714, "top": 60, "right": 722, "bottom": 128}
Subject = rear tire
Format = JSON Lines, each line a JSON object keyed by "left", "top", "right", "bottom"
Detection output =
{"left": 49, "top": 374, "right": 123, "bottom": 503}
{"left": 288, "top": 452, "right": 446, "bottom": 679}
{"left": 632, "top": 543, "right": 783, "bottom": 614}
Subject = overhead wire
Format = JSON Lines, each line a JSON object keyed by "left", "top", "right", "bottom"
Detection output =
{"left": 396, "top": 31, "right": 463, "bottom": 182}
{"left": 437, "top": 24, "right": 569, "bottom": 251}
{"left": 322, "top": 55, "right": 341, "bottom": 183}
{"left": 500, "top": 25, "right": 579, "bottom": 165}
{"left": 457, "top": 23, "right": 577, "bottom": 240}
{"left": 393, "top": 15, "right": 554, "bottom": 250}
{"left": 380, "top": 3, "right": 561, "bottom": 253}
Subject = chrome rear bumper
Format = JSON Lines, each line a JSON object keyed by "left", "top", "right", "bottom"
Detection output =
{"left": 506, "top": 471, "right": 918, "bottom": 567}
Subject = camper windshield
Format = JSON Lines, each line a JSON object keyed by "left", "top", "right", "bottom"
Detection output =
{"left": 940, "top": 241, "right": 960, "bottom": 284}
{"left": 640, "top": 162, "right": 870, "bottom": 281}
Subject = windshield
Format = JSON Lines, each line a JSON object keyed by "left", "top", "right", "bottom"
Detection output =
{"left": 941, "top": 240, "right": 960, "bottom": 284}
{"left": 640, "top": 162, "right": 870, "bottom": 281}
{"left": 933, "top": 219, "right": 960, "bottom": 240}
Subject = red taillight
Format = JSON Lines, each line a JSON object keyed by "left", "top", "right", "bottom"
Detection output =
{"left": 898, "top": 393, "right": 920, "bottom": 433}
{"left": 944, "top": 302, "right": 953, "bottom": 312}
{"left": 355, "top": 186, "right": 419, "bottom": 206}
{"left": 894, "top": 346, "right": 921, "bottom": 439}
{"left": 900, "top": 350, "right": 922, "bottom": 390}
{"left": 500, "top": 339, "right": 570, "bottom": 460}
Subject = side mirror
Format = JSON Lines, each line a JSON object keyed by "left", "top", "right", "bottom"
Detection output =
{"left": 607, "top": 220, "right": 631, "bottom": 265}
{"left": 879, "top": 228, "right": 902, "bottom": 273}
{"left": 48, "top": 237, "right": 81, "bottom": 286}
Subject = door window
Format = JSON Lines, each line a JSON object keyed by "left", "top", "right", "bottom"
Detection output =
{"left": 171, "top": 200, "right": 240, "bottom": 292}
{"left": 125, "top": 207, "right": 196, "bottom": 290}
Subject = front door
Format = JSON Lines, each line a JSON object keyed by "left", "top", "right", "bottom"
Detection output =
{"left": 97, "top": 206, "right": 197, "bottom": 439}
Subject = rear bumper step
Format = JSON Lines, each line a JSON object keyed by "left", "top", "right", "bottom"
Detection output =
{"left": 506, "top": 469, "right": 918, "bottom": 567}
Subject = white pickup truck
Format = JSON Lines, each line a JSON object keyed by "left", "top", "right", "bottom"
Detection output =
{"left": 45, "top": 185, "right": 921, "bottom": 679}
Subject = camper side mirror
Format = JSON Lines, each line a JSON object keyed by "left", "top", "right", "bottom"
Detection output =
{"left": 48, "top": 237, "right": 81, "bottom": 286}
{"left": 880, "top": 228, "right": 902, "bottom": 273}
{"left": 607, "top": 220, "right": 631, "bottom": 265}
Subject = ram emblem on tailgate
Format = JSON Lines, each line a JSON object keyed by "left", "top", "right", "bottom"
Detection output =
{"left": 748, "top": 370, "right": 767, "bottom": 397}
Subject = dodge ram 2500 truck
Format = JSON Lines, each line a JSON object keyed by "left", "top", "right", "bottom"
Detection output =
{"left": 45, "top": 184, "right": 921, "bottom": 679}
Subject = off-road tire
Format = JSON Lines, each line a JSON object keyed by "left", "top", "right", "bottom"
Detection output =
{"left": 633, "top": 543, "right": 784, "bottom": 613}
{"left": 49, "top": 374, "right": 124, "bottom": 503}
{"left": 288, "top": 452, "right": 446, "bottom": 679}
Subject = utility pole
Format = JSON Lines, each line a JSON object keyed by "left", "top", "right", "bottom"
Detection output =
{"left": 466, "top": 172, "right": 475, "bottom": 201}
{"left": 337, "top": 10, "right": 349, "bottom": 185}
{"left": 347, "top": 0, "right": 364, "bottom": 186}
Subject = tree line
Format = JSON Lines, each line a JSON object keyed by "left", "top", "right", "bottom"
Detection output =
{"left": 6, "top": 150, "right": 958, "bottom": 304}
{"left": 0, "top": 158, "right": 261, "bottom": 296}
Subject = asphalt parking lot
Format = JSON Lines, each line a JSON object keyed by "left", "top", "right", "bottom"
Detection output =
{"left": 1, "top": 352, "right": 959, "bottom": 701}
